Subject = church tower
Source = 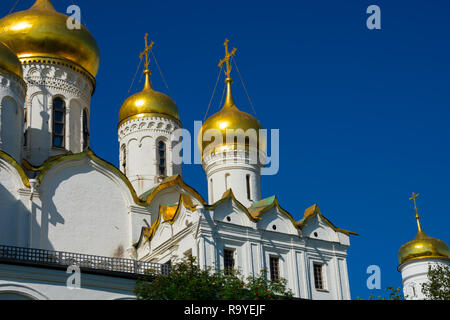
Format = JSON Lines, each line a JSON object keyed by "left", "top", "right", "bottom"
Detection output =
{"left": 118, "top": 35, "right": 181, "bottom": 196}
{"left": 198, "top": 40, "right": 266, "bottom": 207}
{"left": 0, "top": 0, "right": 100, "bottom": 166}
{"left": 0, "top": 42, "right": 27, "bottom": 162}
{"left": 398, "top": 193, "right": 450, "bottom": 300}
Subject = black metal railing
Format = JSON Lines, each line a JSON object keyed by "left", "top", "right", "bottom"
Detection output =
{"left": 0, "top": 245, "right": 169, "bottom": 277}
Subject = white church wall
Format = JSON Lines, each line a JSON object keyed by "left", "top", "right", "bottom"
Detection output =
{"left": 203, "top": 151, "right": 262, "bottom": 207}
{"left": 0, "top": 263, "right": 136, "bottom": 300}
{"left": 22, "top": 62, "right": 93, "bottom": 166}
{"left": 399, "top": 258, "right": 450, "bottom": 300}
{"left": 118, "top": 116, "right": 181, "bottom": 196}
{"left": 256, "top": 208, "right": 299, "bottom": 236}
{"left": 211, "top": 201, "right": 253, "bottom": 229}
{"left": 0, "top": 96, "right": 23, "bottom": 162}
{"left": 143, "top": 200, "right": 352, "bottom": 300}
{"left": 35, "top": 158, "right": 132, "bottom": 258}
{"left": 0, "top": 71, "right": 26, "bottom": 163}
{"left": 0, "top": 159, "right": 23, "bottom": 246}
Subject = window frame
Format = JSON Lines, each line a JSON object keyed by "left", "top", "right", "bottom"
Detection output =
{"left": 269, "top": 255, "right": 280, "bottom": 281}
{"left": 52, "top": 97, "right": 66, "bottom": 149}
{"left": 157, "top": 140, "right": 167, "bottom": 176}
{"left": 312, "top": 262, "right": 327, "bottom": 291}
{"left": 82, "top": 109, "right": 89, "bottom": 150}
{"left": 223, "top": 248, "right": 235, "bottom": 275}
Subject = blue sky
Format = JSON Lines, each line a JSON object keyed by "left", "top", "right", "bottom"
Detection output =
{"left": 5, "top": 0, "right": 450, "bottom": 299}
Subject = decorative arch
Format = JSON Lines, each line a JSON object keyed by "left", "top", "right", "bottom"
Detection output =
{"left": 0, "top": 284, "right": 49, "bottom": 300}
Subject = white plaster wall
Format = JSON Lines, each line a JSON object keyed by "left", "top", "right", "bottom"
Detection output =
{"left": 0, "top": 72, "right": 26, "bottom": 162}
{"left": 22, "top": 62, "right": 92, "bottom": 166}
{"left": 144, "top": 200, "right": 352, "bottom": 300}
{"left": 203, "top": 150, "right": 262, "bottom": 207}
{"left": 0, "top": 263, "right": 136, "bottom": 300}
{"left": 118, "top": 116, "right": 180, "bottom": 196}
{"left": 36, "top": 159, "right": 131, "bottom": 258}
{"left": 0, "top": 159, "right": 22, "bottom": 246}
{"left": 400, "top": 258, "right": 450, "bottom": 300}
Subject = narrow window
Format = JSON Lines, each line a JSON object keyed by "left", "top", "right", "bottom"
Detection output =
{"left": 52, "top": 97, "right": 66, "bottom": 148}
{"left": 158, "top": 141, "right": 166, "bottom": 176}
{"left": 246, "top": 174, "right": 252, "bottom": 201}
{"left": 82, "top": 109, "right": 89, "bottom": 150}
{"left": 224, "top": 249, "right": 235, "bottom": 275}
{"left": 225, "top": 173, "right": 230, "bottom": 191}
{"left": 210, "top": 178, "right": 214, "bottom": 203}
{"left": 23, "top": 107, "right": 27, "bottom": 146}
{"left": 245, "top": 136, "right": 250, "bottom": 163}
{"left": 313, "top": 263, "right": 324, "bottom": 290}
{"left": 121, "top": 144, "right": 127, "bottom": 174}
{"left": 162, "top": 260, "right": 171, "bottom": 275}
{"left": 269, "top": 256, "right": 280, "bottom": 281}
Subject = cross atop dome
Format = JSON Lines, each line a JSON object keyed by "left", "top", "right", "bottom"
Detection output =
{"left": 409, "top": 192, "right": 423, "bottom": 233}
{"left": 139, "top": 33, "right": 155, "bottom": 90}
{"left": 218, "top": 39, "right": 237, "bottom": 80}
{"left": 140, "top": 33, "right": 155, "bottom": 74}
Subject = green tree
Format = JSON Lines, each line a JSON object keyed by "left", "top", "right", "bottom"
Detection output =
{"left": 135, "top": 257, "right": 293, "bottom": 300}
{"left": 422, "top": 264, "right": 450, "bottom": 300}
{"left": 357, "top": 287, "right": 404, "bottom": 300}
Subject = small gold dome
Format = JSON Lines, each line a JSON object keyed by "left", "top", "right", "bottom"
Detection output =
{"left": 0, "top": 0, "right": 100, "bottom": 77}
{"left": 398, "top": 223, "right": 450, "bottom": 265}
{"left": 118, "top": 71, "right": 179, "bottom": 127}
{"left": 0, "top": 42, "right": 22, "bottom": 78}
{"left": 198, "top": 78, "right": 264, "bottom": 154}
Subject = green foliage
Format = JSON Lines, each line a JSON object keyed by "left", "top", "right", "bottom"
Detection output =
{"left": 422, "top": 264, "right": 450, "bottom": 300}
{"left": 357, "top": 287, "right": 404, "bottom": 300}
{"left": 135, "top": 257, "right": 293, "bottom": 300}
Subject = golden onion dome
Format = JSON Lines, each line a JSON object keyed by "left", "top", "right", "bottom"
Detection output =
{"left": 118, "top": 70, "right": 179, "bottom": 127}
{"left": 198, "top": 78, "right": 264, "bottom": 155}
{"left": 0, "top": 0, "right": 100, "bottom": 78}
{"left": 0, "top": 41, "right": 23, "bottom": 78}
{"left": 398, "top": 215, "right": 450, "bottom": 265}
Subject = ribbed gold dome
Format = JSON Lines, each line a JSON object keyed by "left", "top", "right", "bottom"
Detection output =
{"left": 118, "top": 70, "right": 179, "bottom": 127}
{"left": 398, "top": 219, "right": 450, "bottom": 265}
{"left": 0, "top": 42, "right": 22, "bottom": 78}
{"left": 198, "top": 78, "right": 264, "bottom": 154}
{"left": 0, "top": 0, "right": 100, "bottom": 77}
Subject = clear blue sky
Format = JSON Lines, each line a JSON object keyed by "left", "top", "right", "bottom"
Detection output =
{"left": 5, "top": 0, "right": 450, "bottom": 299}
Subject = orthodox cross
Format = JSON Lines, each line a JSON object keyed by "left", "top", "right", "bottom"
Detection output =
{"left": 140, "top": 33, "right": 155, "bottom": 72}
{"left": 409, "top": 192, "right": 424, "bottom": 232}
{"left": 409, "top": 192, "right": 420, "bottom": 218}
{"left": 218, "top": 39, "right": 237, "bottom": 78}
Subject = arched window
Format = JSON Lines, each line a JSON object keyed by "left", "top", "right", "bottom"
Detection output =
{"left": 246, "top": 174, "right": 252, "bottom": 201}
{"left": 210, "top": 178, "right": 214, "bottom": 202}
{"left": 158, "top": 141, "right": 166, "bottom": 176}
{"left": 245, "top": 136, "right": 250, "bottom": 164}
{"left": 23, "top": 107, "right": 27, "bottom": 147}
{"left": 121, "top": 144, "right": 127, "bottom": 174}
{"left": 82, "top": 109, "right": 89, "bottom": 150}
{"left": 52, "top": 97, "right": 66, "bottom": 148}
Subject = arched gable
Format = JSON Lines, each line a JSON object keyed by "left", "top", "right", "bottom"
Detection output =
{"left": 30, "top": 149, "right": 141, "bottom": 257}
{"left": 297, "top": 204, "right": 357, "bottom": 244}
{"left": 0, "top": 152, "right": 29, "bottom": 246}
{"left": 208, "top": 190, "right": 255, "bottom": 228}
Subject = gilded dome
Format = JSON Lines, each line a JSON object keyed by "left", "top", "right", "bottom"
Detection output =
{"left": 118, "top": 70, "right": 179, "bottom": 126}
{"left": 0, "top": 0, "right": 100, "bottom": 77}
{"left": 0, "top": 42, "right": 22, "bottom": 78}
{"left": 198, "top": 78, "right": 264, "bottom": 154}
{"left": 398, "top": 221, "right": 450, "bottom": 265}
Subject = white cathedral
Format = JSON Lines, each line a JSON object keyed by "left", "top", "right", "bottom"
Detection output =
{"left": 1, "top": 0, "right": 445, "bottom": 301}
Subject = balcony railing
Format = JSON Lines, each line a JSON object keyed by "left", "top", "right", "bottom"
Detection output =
{"left": 0, "top": 245, "right": 169, "bottom": 278}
